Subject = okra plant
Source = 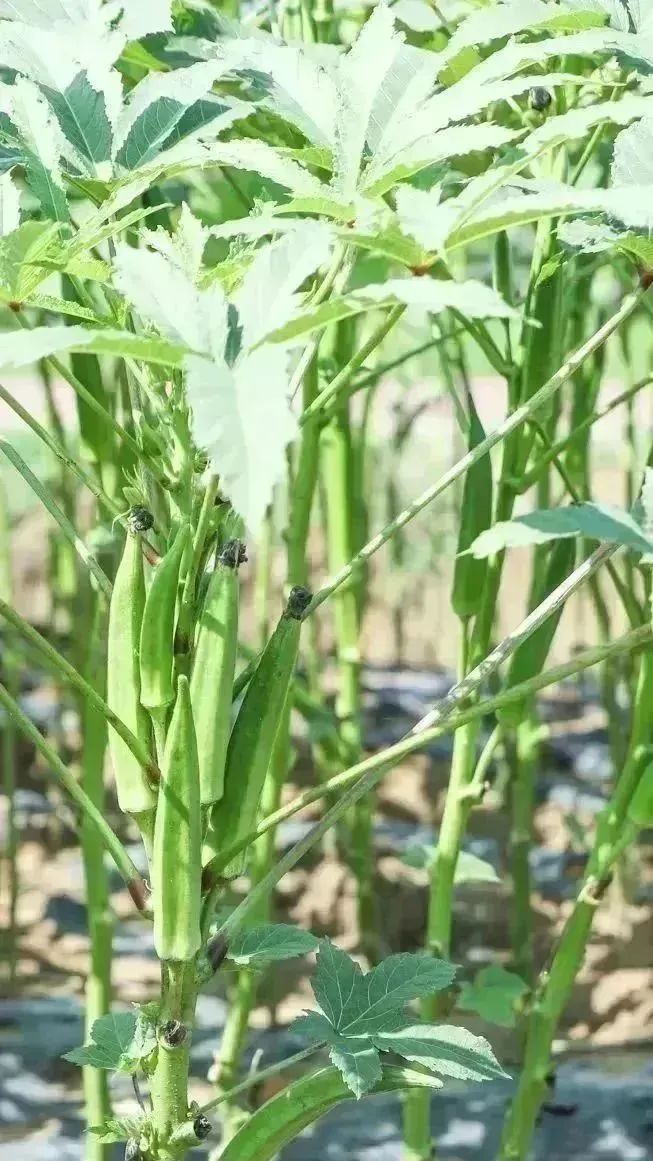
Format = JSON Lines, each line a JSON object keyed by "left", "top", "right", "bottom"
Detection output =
{"left": 3, "top": 0, "right": 653, "bottom": 1159}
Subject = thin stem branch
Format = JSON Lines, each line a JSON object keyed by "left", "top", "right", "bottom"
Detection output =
{"left": 307, "top": 289, "right": 647, "bottom": 615}
{"left": 300, "top": 305, "right": 406, "bottom": 425}
{"left": 211, "top": 616, "right": 647, "bottom": 936}
{"left": 200, "top": 1043, "right": 323, "bottom": 1114}
{"left": 0, "top": 440, "right": 113, "bottom": 599}
{"left": 0, "top": 596, "right": 159, "bottom": 779}
{"left": 0, "top": 682, "right": 147, "bottom": 908}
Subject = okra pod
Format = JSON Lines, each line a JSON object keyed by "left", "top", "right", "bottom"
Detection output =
{"left": 628, "top": 758, "right": 653, "bottom": 828}
{"left": 205, "top": 586, "right": 312, "bottom": 876}
{"left": 190, "top": 540, "right": 246, "bottom": 806}
{"left": 139, "top": 523, "right": 191, "bottom": 714}
{"left": 497, "top": 538, "right": 576, "bottom": 728}
{"left": 152, "top": 675, "right": 202, "bottom": 961}
{"left": 107, "top": 520, "right": 156, "bottom": 817}
{"left": 452, "top": 394, "right": 493, "bottom": 620}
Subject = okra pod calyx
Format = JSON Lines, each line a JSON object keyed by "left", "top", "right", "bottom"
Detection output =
{"left": 127, "top": 506, "right": 154, "bottom": 534}
{"left": 285, "top": 585, "right": 312, "bottom": 620}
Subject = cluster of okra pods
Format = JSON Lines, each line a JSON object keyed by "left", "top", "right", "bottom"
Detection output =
{"left": 107, "top": 500, "right": 313, "bottom": 1157}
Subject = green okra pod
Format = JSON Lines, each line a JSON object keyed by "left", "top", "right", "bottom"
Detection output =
{"left": 497, "top": 537, "right": 576, "bottom": 728}
{"left": 205, "top": 586, "right": 312, "bottom": 875}
{"left": 139, "top": 522, "right": 191, "bottom": 714}
{"left": 190, "top": 539, "right": 246, "bottom": 807}
{"left": 152, "top": 674, "right": 202, "bottom": 961}
{"left": 452, "top": 393, "right": 493, "bottom": 620}
{"left": 628, "top": 758, "right": 653, "bottom": 828}
{"left": 107, "top": 519, "right": 157, "bottom": 818}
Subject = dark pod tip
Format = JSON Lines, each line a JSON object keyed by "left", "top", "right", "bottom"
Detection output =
{"left": 206, "top": 932, "right": 229, "bottom": 974}
{"left": 286, "top": 586, "right": 313, "bottom": 620}
{"left": 193, "top": 1115, "right": 212, "bottom": 1141}
{"left": 162, "top": 1019, "right": 187, "bottom": 1048}
{"left": 220, "top": 539, "right": 248, "bottom": 568}
{"left": 528, "top": 86, "right": 552, "bottom": 111}
{"left": 125, "top": 1141, "right": 142, "bottom": 1161}
{"left": 127, "top": 506, "right": 155, "bottom": 534}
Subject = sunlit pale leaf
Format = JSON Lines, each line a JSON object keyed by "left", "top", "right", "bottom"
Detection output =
{"left": 185, "top": 345, "right": 297, "bottom": 532}
{"left": 233, "top": 220, "right": 334, "bottom": 348}
{"left": 207, "top": 139, "right": 328, "bottom": 197}
{"left": 113, "top": 63, "right": 246, "bottom": 170}
{"left": 0, "top": 169, "right": 20, "bottom": 234}
{"left": 113, "top": 241, "right": 228, "bottom": 357}
{"left": 612, "top": 115, "right": 653, "bottom": 185}
{"left": 469, "top": 503, "right": 653, "bottom": 558}
{"left": 217, "top": 36, "right": 338, "bottom": 148}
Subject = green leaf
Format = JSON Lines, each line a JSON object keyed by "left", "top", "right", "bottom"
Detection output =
{"left": 265, "top": 278, "right": 515, "bottom": 345}
{"left": 312, "top": 942, "right": 457, "bottom": 1038}
{"left": 401, "top": 845, "right": 501, "bottom": 885}
{"left": 113, "top": 63, "right": 246, "bottom": 171}
{"left": 42, "top": 72, "right": 112, "bottom": 168}
{"left": 25, "top": 293, "right": 108, "bottom": 324}
{"left": 328, "top": 1035, "right": 383, "bottom": 1099}
{"left": 373, "top": 1023, "right": 509, "bottom": 1081}
{"left": 0, "top": 324, "right": 184, "bottom": 370}
{"left": 469, "top": 502, "right": 653, "bottom": 558}
{"left": 63, "top": 1012, "right": 140, "bottom": 1072}
{"left": 0, "top": 219, "right": 59, "bottom": 302}
{"left": 227, "top": 924, "right": 319, "bottom": 965}
{"left": 457, "top": 965, "right": 528, "bottom": 1028}
{"left": 89, "top": 1115, "right": 148, "bottom": 1144}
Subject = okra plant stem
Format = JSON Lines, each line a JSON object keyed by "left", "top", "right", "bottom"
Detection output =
{"left": 209, "top": 626, "right": 651, "bottom": 878}
{"left": 323, "top": 377, "right": 376, "bottom": 959}
{"left": 0, "top": 475, "right": 19, "bottom": 994}
{"left": 0, "top": 682, "right": 147, "bottom": 906}
{"left": 214, "top": 579, "right": 640, "bottom": 944}
{"left": 308, "top": 289, "right": 647, "bottom": 616}
{"left": 77, "top": 598, "right": 112, "bottom": 1161}
{"left": 0, "top": 440, "right": 113, "bottom": 599}
{"left": 0, "top": 596, "right": 159, "bottom": 779}
{"left": 498, "top": 646, "right": 653, "bottom": 1159}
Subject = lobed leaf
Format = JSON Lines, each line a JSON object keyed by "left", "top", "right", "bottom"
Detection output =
{"left": 469, "top": 502, "right": 653, "bottom": 558}
{"left": 458, "top": 965, "right": 528, "bottom": 1028}
{"left": 227, "top": 923, "right": 319, "bottom": 965}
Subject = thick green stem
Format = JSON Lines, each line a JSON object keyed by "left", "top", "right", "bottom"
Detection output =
{"left": 323, "top": 392, "right": 376, "bottom": 962}
{"left": 498, "top": 648, "right": 653, "bottom": 1159}
{"left": 78, "top": 600, "right": 112, "bottom": 1156}
{"left": 213, "top": 707, "right": 292, "bottom": 1144}
{"left": 0, "top": 475, "right": 18, "bottom": 993}
{"left": 402, "top": 626, "right": 481, "bottom": 1161}
{"left": 213, "top": 358, "right": 323, "bottom": 1129}
{"left": 210, "top": 624, "right": 651, "bottom": 883}
{"left": 150, "top": 962, "right": 196, "bottom": 1159}
{"left": 509, "top": 707, "right": 540, "bottom": 986}
{"left": 308, "top": 289, "right": 647, "bottom": 617}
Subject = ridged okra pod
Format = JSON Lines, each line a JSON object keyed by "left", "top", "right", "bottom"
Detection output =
{"left": 152, "top": 675, "right": 202, "bottom": 961}
{"left": 206, "top": 586, "right": 312, "bottom": 876}
{"left": 497, "top": 538, "right": 576, "bottom": 728}
{"left": 107, "top": 515, "right": 156, "bottom": 819}
{"left": 140, "top": 523, "right": 190, "bottom": 715}
{"left": 452, "top": 393, "right": 493, "bottom": 620}
{"left": 190, "top": 539, "right": 245, "bottom": 806}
